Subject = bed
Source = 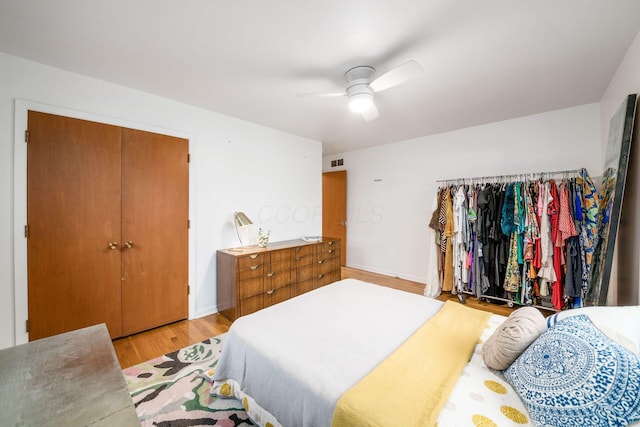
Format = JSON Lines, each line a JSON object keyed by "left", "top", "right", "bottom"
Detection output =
{"left": 210, "top": 278, "right": 640, "bottom": 427}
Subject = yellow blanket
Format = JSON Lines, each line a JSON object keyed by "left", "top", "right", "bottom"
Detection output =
{"left": 332, "top": 301, "right": 491, "bottom": 427}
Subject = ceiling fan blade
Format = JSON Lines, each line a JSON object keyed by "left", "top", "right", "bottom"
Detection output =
{"left": 369, "top": 60, "right": 423, "bottom": 92}
{"left": 361, "top": 103, "right": 379, "bottom": 121}
{"left": 297, "top": 92, "right": 346, "bottom": 98}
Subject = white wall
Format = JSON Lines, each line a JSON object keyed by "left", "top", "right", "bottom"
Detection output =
{"left": 600, "top": 31, "right": 640, "bottom": 159}
{"left": 323, "top": 103, "right": 601, "bottom": 283}
{"left": 0, "top": 52, "right": 322, "bottom": 350}
{"left": 599, "top": 31, "right": 640, "bottom": 305}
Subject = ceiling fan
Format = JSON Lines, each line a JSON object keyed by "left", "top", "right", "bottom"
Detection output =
{"left": 298, "top": 60, "right": 423, "bottom": 121}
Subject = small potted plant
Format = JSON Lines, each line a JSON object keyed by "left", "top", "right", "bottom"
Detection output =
{"left": 257, "top": 228, "right": 271, "bottom": 248}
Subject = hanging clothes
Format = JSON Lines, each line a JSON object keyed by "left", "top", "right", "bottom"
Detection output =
{"left": 521, "top": 183, "right": 539, "bottom": 306}
{"left": 437, "top": 188, "right": 447, "bottom": 286}
{"left": 576, "top": 168, "right": 599, "bottom": 297}
{"left": 537, "top": 181, "right": 556, "bottom": 293}
{"left": 557, "top": 181, "right": 579, "bottom": 303}
{"left": 548, "top": 180, "right": 564, "bottom": 310}
{"left": 504, "top": 233, "right": 521, "bottom": 292}
{"left": 430, "top": 168, "right": 592, "bottom": 313}
{"left": 469, "top": 185, "right": 485, "bottom": 297}
{"left": 502, "top": 183, "right": 521, "bottom": 293}
{"left": 557, "top": 180, "right": 578, "bottom": 243}
{"left": 425, "top": 193, "right": 441, "bottom": 298}
{"left": 523, "top": 183, "right": 540, "bottom": 260}
{"left": 564, "top": 236, "right": 583, "bottom": 299}
{"left": 477, "top": 184, "right": 496, "bottom": 295}
{"left": 452, "top": 186, "right": 468, "bottom": 292}
{"left": 442, "top": 188, "right": 455, "bottom": 292}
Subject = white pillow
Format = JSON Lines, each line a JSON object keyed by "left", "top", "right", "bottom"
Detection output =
{"left": 482, "top": 306, "right": 547, "bottom": 370}
{"left": 549, "top": 305, "right": 640, "bottom": 355}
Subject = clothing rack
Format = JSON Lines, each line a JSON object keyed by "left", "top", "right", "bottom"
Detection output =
{"left": 436, "top": 168, "right": 582, "bottom": 187}
{"left": 456, "top": 288, "right": 558, "bottom": 311}
{"left": 430, "top": 167, "right": 593, "bottom": 313}
{"left": 480, "top": 294, "right": 558, "bottom": 312}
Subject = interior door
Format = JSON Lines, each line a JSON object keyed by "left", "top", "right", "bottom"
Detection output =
{"left": 27, "top": 111, "right": 123, "bottom": 340}
{"left": 322, "top": 171, "right": 347, "bottom": 266}
{"left": 121, "top": 129, "right": 189, "bottom": 335}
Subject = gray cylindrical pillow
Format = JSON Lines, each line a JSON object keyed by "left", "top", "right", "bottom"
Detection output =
{"left": 482, "top": 306, "right": 547, "bottom": 370}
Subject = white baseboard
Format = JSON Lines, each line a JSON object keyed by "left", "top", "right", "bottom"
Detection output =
{"left": 192, "top": 305, "right": 219, "bottom": 320}
{"left": 345, "top": 263, "right": 426, "bottom": 285}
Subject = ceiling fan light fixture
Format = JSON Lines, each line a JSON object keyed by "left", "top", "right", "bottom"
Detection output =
{"left": 298, "top": 60, "right": 422, "bottom": 122}
{"left": 348, "top": 92, "right": 374, "bottom": 113}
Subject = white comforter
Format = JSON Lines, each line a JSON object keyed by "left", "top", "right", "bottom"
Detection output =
{"left": 212, "top": 279, "right": 533, "bottom": 427}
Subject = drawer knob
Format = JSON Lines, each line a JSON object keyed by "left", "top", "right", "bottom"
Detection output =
{"left": 318, "top": 259, "right": 324, "bottom": 264}
{"left": 296, "top": 256, "right": 304, "bottom": 261}
{"left": 328, "top": 249, "right": 334, "bottom": 254}
{"left": 296, "top": 247, "right": 302, "bottom": 251}
{"left": 266, "top": 289, "right": 276, "bottom": 295}
{"left": 318, "top": 274, "right": 324, "bottom": 278}
{"left": 267, "top": 272, "right": 276, "bottom": 277}
{"left": 328, "top": 241, "right": 334, "bottom": 245}
{"left": 250, "top": 265, "right": 260, "bottom": 270}
{"left": 250, "top": 254, "right": 259, "bottom": 259}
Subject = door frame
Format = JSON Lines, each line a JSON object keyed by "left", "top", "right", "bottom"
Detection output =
{"left": 13, "top": 99, "right": 196, "bottom": 345}
{"left": 322, "top": 171, "right": 347, "bottom": 266}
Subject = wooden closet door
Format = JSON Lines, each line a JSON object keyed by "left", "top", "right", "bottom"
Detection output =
{"left": 121, "top": 129, "right": 189, "bottom": 336}
{"left": 27, "top": 111, "right": 123, "bottom": 340}
{"left": 322, "top": 171, "right": 347, "bottom": 266}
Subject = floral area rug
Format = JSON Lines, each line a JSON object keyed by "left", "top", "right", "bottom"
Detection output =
{"left": 123, "top": 334, "right": 254, "bottom": 427}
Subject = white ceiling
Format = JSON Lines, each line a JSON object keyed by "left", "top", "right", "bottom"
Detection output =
{"left": 1, "top": 1, "right": 639, "bottom": 154}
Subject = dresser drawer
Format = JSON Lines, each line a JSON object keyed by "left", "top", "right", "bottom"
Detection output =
{"left": 292, "top": 245, "right": 314, "bottom": 266}
{"left": 317, "top": 257, "right": 339, "bottom": 276}
{"left": 320, "top": 240, "right": 339, "bottom": 252}
{"left": 238, "top": 262, "right": 263, "bottom": 280}
{"left": 296, "top": 264, "right": 315, "bottom": 282}
{"left": 239, "top": 294, "right": 263, "bottom": 317}
{"left": 270, "top": 249, "right": 290, "bottom": 263}
{"left": 238, "top": 277, "right": 264, "bottom": 299}
{"left": 264, "top": 285, "right": 293, "bottom": 308}
{"left": 316, "top": 251, "right": 339, "bottom": 264}
{"left": 265, "top": 269, "right": 291, "bottom": 290}
{"left": 238, "top": 252, "right": 269, "bottom": 269}
{"left": 318, "top": 247, "right": 340, "bottom": 259}
{"left": 238, "top": 253, "right": 266, "bottom": 269}
{"left": 296, "top": 279, "right": 315, "bottom": 296}
{"left": 317, "top": 272, "right": 335, "bottom": 287}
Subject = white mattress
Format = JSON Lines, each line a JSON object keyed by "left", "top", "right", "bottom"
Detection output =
{"left": 213, "top": 279, "right": 489, "bottom": 426}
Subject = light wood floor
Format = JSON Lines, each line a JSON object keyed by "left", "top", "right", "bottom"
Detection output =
{"left": 113, "top": 314, "right": 231, "bottom": 368}
{"left": 113, "top": 266, "right": 514, "bottom": 368}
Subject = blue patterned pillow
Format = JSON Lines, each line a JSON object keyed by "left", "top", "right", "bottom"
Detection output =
{"left": 504, "top": 314, "right": 640, "bottom": 427}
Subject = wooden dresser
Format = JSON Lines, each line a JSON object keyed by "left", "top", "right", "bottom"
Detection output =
{"left": 217, "top": 237, "right": 341, "bottom": 322}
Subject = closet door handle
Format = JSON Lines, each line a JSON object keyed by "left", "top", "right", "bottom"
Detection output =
{"left": 107, "top": 242, "right": 119, "bottom": 250}
{"left": 124, "top": 241, "right": 134, "bottom": 249}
